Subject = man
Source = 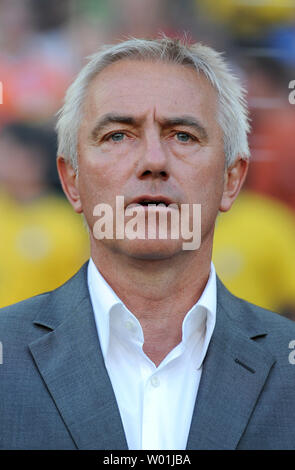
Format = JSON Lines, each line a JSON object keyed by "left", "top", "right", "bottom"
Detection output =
{"left": 1, "top": 37, "right": 295, "bottom": 450}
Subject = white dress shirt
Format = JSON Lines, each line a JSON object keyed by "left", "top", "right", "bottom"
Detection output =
{"left": 87, "top": 258, "right": 216, "bottom": 450}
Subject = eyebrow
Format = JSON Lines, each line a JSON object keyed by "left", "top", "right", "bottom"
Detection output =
{"left": 90, "top": 113, "right": 209, "bottom": 142}
{"left": 90, "top": 114, "right": 141, "bottom": 141}
{"left": 159, "top": 116, "right": 209, "bottom": 141}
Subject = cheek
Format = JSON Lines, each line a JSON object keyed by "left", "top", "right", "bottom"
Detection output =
{"left": 79, "top": 173, "right": 106, "bottom": 209}
{"left": 77, "top": 159, "right": 129, "bottom": 211}
{"left": 178, "top": 155, "right": 225, "bottom": 204}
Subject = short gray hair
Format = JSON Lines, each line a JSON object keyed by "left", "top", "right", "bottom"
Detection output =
{"left": 56, "top": 37, "right": 250, "bottom": 171}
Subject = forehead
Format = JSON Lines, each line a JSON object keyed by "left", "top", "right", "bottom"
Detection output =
{"left": 82, "top": 59, "right": 219, "bottom": 126}
{"left": 86, "top": 59, "right": 217, "bottom": 105}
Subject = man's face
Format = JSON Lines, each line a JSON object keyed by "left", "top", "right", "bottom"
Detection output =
{"left": 60, "top": 59, "right": 240, "bottom": 260}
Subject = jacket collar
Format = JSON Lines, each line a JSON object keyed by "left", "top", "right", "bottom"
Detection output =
{"left": 29, "top": 262, "right": 128, "bottom": 450}
{"left": 186, "top": 278, "right": 275, "bottom": 449}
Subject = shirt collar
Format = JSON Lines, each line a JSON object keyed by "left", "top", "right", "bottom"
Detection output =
{"left": 88, "top": 258, "right": 216, "bottom": 366}
{"left": 87, "top": 258, "right": 122, "bottom": 358}
{"left": 181, "top": 264, "right": 216, "bottom": 368}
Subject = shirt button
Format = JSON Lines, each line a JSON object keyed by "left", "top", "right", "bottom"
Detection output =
{"left": 124, "top": 320, "right": 135, "bottom": 331}
{"left": 150, "top": 376, "right": 160, "bottom": 388}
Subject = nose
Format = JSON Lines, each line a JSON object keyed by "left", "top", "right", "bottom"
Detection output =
{"left": 135, "top": 133, "right": 169, "bottom": 181}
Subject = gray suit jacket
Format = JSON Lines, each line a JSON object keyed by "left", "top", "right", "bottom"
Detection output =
{"left": 1, "top": 262, "right": 295, "bottom": 450}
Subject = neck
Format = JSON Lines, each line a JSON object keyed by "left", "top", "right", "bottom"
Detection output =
{"left": 90, "top": 238, "right": 213, "bottom": 366}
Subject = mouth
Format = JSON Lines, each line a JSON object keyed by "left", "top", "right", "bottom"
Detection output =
{"left": 128, "top": 195, "right": 177, "bottom": 208}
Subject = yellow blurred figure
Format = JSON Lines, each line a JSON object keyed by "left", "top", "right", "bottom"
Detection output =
{"left": 197, "top": 0, "right": 295, "bottom": 36}
{"left": 0, "top": 191, "right": 89, "bottom": 307}
{"left": 0, "top": 122, "right": 89, "bottom": 307}
{"left": 213, "top": 191, "right": 295, "bottom": 314}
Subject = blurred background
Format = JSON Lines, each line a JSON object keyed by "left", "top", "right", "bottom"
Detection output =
{"left": 0, "top": 0, "right": 294, "bottom": 318}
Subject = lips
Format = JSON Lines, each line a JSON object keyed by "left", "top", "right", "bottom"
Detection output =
{"left": 128, "top": 195, "right": 177, "bottom": 208}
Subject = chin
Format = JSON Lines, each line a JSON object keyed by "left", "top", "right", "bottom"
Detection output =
{"left": 114, "top": 238, "right": 185, "bottom": 260}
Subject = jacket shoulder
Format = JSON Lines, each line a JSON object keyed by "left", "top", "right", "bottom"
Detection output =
{"left": 218, "top": 279, "right": 295, "bottom": 357}
{"left": 231, "top": 292, "right": 295, "bottom": 334}
{"left": 0, "top": 262, "right": 89, "bottom": 335}
{"left": 0, "top": 293, "right": 53, "bottom": 346}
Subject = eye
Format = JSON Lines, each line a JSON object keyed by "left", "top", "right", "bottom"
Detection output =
{"left": 175, "top": 132, "right": 194, "bottom": 143}
{"left": 108, "top": 132, "right": 125, "bottom": 142}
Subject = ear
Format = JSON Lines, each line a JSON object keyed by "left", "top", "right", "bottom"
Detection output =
{"left": 56, "top": 156, "right": 83, "bottom": 213}
{"left": 219, "top": 157, "right": 249, "bottom": 213}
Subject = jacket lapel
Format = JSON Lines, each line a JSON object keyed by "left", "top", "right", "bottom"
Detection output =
{"left": 186, "top": 279, "right": 276, "bottom": 450}
{"left": 28, "top": 263, "right": 128, "bottom": 450}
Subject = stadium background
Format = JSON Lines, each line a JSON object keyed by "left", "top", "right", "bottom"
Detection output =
{"left": 0, "top": 0, "right": 294, "bottom": 317}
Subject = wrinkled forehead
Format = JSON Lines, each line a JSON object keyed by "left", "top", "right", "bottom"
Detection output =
{"left": 86, "top": 55, "right": 215, "bottom": 96}
{"left": 81, "top": 58, "right": 219, "bottom": 126}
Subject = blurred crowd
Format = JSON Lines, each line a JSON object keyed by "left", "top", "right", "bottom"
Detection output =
{"left": 0, "top": 0, "right": 294, "bottom": 317}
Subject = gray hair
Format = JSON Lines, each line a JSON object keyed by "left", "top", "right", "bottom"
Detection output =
{"left": 56, "top": 37, "right": 250, "bottom": 171}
